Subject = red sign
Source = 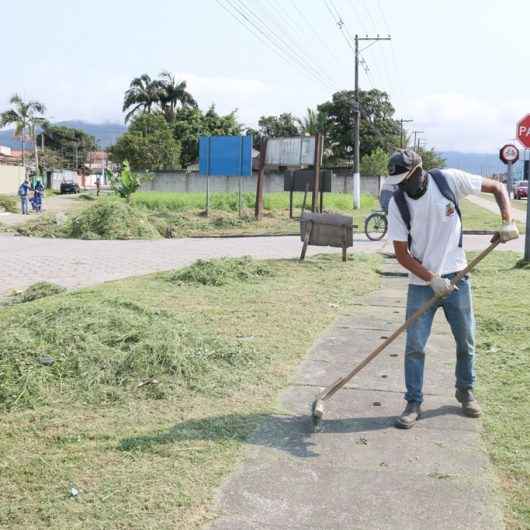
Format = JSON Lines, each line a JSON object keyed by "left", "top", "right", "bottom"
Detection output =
{"left": 517, "top": 114, "right": 530, "bottom": 148}
{"left": 499, "top": 144, "right": 519, "bottom": 164}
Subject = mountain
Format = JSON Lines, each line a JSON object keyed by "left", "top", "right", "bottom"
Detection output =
{"left": 0, "top": 120, "right": 126, "bottom": 150}
{"left": 440, "top": 151, "right": 525, "bottom": 178}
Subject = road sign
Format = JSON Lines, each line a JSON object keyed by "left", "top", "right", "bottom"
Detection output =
{"left": 199, "top": 135, "right": 252, "bottom": 177}
{"left": 517, "top": 114, "right": 530, "bottom": 148}
{"left": 265, "top": 136, "right": 316, "bottom": 166}
{"left": 499, "top": 144, "right": 519, "bottom": 164}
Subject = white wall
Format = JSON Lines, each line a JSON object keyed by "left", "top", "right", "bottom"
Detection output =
{"left": 0, "top": 165, "right": 25, "bottom": 194}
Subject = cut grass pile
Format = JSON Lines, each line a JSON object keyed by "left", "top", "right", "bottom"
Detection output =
{"left": 4, "top": 282, "right": 66, "bottom": 306}
{"left": 170, "top": 257, "right": 274, "bottom": 286}
{"left": 15, "top": 198, "right": 162, "bottom": 240}
{"left": 0, "top": 253, "right": 381, "bottom": 529}
{"left": 473, "top": 251, "right": 530, "bottom": 529}
{"left": 0, "top": 193, "right": 18, "bottom": 213}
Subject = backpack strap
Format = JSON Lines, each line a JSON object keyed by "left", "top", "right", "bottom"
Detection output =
{"left": 392, "top": 188, "right": 412, "bottom": 249}
{"left": 429, "top": 169, "right": 463, "bottom": 247}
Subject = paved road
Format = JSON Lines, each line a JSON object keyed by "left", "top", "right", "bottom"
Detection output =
{"left": 207, "top": 258, "right": 504, "bottom": 530}
{"left": 467, "top": 194, "right": 527, "bottom": 223}
{"left": 0, "top": 233, "right": 523, "bottom": 296}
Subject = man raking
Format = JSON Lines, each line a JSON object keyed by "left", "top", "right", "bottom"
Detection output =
{"left": 386, "top": 149, "right": 519, "bottom": 429}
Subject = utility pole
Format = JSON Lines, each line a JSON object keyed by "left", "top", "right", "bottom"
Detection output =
{"left": 398, "top": 118, "right": 413, "bottom": 148}
{"left": 353, "top": 34, "right": 391, "bottom": 209}
{"left": 412, "top": 130, "right": 424, "bottom": 151}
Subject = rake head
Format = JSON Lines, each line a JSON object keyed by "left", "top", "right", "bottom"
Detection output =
{"left": 311, "top": 398, "right": 325, "bottom": 432}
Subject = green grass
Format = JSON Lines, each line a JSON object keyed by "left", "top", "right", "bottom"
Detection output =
{"left": 461, "top": 199, "right": 526, "bottom": 233}
{"left": 0, "top": 194, "right": 18, "bottom": 213}
{"left": 132, "top": 191, "right": 377, "bottom": 214}
{"left": 479, "top": 192, "right": 528, "bottom": 213}
{"left": 473, "top": 252, "right": 530, "bottom": 529}
{"left": 0, "top": 253, "right": 382, "bottom": 529}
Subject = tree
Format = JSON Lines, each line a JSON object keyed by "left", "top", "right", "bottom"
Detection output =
{"left": 158, "top": 71, "right": 197, "bottom": 122}
{"left": 122, "top": 74, "right": 162, "bottom": 123}
{"left": 257, "top": 113, "right": 300, "bottom": 137}
{"left": 360, "top": 147, "right": 389, "bottom": 176}
{"left": 0, "top": 94, "right": 46, "bottom": 167}
{"left": 418, "top": 146, "right": 446, "bottom": 171}
{"left": 109, "top": 112, "right": 181, "bottom": 171}
{"left": 37, "top": 122, "right": 97, "bottom": 171}
{"left": 318, "top": 89, "right": 400, "bottom": 164}
{"left": 173, "top": 105, "right": 241, "bottom": 167}
{"left": 297, "top": 107, "right": 327, "bottom": 136}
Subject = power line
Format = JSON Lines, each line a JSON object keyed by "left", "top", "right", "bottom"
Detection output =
{"left": 231, "top": 0, "right": 333, "bottom": 88}
{"left": 289, "top": 0, "right": 342, "bottom": 66}
{"left": 253, "top": 0, "right": 337, "bottom": 86}
{"left": 217, "top": 0, "right": 332, "bottom": 89}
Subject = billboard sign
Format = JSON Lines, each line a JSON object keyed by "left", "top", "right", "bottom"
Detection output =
{"left": 199, "top": 135, "right": 253, "bottom": 177}
{"left": 265, "top": 136, "right": 316, "bottom": 166}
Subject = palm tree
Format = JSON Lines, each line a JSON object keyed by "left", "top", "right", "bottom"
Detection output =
{"left": 0, "top": 94, "right": 46, "bottom": 167}
{"left": 122, "top": 74, "right": 162, "bottom": 123}
{"left": 158, "top": 71, "right": 197, "bottom": 122}
{"left": 297, "top": 107, "right": 328, "bottom": 136}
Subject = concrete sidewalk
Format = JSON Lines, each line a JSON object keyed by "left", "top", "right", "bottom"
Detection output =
{"left": 207, "top": 258, "right": 504, "bottom": 530}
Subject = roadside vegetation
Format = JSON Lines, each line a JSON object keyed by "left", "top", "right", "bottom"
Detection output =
{"left": 0, "top": 253, "right": 381, "bottom": 529}
{"left": 0, "top": 193, "right": 18, "bottom": 213}
{"left": 473, "top": 252, "right": 530, "bottom": 529}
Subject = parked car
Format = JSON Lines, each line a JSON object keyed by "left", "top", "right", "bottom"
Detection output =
{"left": 60, "top": 180, "right": 80, "bottom": 194}
{"left": 513, "top": 180, "right": 528, "bottom": 200}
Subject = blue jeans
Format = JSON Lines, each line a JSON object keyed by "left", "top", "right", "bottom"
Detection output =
{"left": 404, "top": 273, "right": 476, "bottom": 403}
{"left": 20, "top": 196, "right": 29, "bottom": 215}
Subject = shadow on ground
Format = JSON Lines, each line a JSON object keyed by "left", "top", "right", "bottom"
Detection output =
{"left": 118, "top": 405, "right": 464, "bottom": 459}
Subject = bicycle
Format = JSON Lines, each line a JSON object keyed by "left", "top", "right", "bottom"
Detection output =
{"left": 364, "top": 210, "right": 388, "bottom": 241}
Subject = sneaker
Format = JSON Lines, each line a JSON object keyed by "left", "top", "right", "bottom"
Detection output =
{"left": 395, "top": 402, "right": 422, "bottom": 429}
{"left": 455, "top": 389, "right": 481, "bottom": 418}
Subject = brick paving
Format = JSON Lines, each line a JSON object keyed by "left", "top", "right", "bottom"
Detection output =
{"left": 0, "top": 234, "right": 522, "bottom": 296}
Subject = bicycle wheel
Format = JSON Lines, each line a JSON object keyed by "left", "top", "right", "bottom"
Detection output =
{"left": 364, "top": 212, "right": 388, "bottom": 241}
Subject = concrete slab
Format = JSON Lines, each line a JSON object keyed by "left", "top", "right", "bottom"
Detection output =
{"left": 206, "top": 258, "right": 505, "bottom": 530}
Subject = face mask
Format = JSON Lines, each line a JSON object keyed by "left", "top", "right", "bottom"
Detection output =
{"left": 399, "top": 166, "right": 427, "bottom": 199}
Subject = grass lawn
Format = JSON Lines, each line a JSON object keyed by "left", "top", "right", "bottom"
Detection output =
{"left": 479, "top": 192, "right": 529, "bottom": 213}
{"left": 0, "top": 254, "right": 381, "bottom": 529}
{"left": 461, "top": 199, "right": 526, "bottom": 233}
{"left": 132, "top": 191, "right": 378, "bottom": 238}
{"left": 473, "top": 252, "right": 530, "bottom": 529}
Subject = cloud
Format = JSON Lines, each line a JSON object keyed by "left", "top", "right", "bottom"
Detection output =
{"left": 404, "top": 92, "right": 530, "bottom": 153}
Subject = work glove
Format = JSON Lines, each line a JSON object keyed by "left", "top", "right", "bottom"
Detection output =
{"left": 498, "top": 221, "right": 519, "bottom": 243}
{"left": 429, "top": 275, "right": 456, "bottom": 299}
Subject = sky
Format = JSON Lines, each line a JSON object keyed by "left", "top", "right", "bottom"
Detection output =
{"left": 2, "top": 0, "right": 530, "bottom": 153}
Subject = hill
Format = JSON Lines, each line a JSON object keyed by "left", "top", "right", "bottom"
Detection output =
{"left": 0, "top": 120, "right": 126, "bottom": 150}
{"left": 440, "top": 151, "right": 524, "bottom": 178}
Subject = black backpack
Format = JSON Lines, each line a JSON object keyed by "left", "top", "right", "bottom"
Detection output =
{"left": 392, "top": 169, "right": 463, "bottom": 249}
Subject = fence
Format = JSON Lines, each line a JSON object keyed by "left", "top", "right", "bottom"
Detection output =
{"left": 140, "top": 170, "right": 383, "bottom": 196}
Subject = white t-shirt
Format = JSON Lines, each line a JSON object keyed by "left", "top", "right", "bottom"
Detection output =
{"left": 387, "top": 169, "right": 483, "bottom": 285}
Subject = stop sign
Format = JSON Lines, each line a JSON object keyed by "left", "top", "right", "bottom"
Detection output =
{"left": 517, "top": 114, "right": 530, "bottom": 147}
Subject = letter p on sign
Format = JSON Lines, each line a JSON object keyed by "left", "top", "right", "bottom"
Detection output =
{"left": 517, "top": 114, "right": 530, "bottom": 148}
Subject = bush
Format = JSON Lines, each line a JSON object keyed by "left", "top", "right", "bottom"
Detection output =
{"left": 170, "top": 257, "right": 274, "bottom": 286}
{"left": 0, "top": 194, "right": 18, "bottom": 213}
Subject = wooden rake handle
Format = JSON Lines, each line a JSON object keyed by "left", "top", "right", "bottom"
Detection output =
{"left": 317, "top": 236, "right": 501, "bottom": 402}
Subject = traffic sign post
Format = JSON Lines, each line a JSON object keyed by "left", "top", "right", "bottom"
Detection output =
{"left": 499, "top": 144, "right": 519, "bottom": 198}
{"left": 515, "top": 116, "right": 530, "bottom": 261}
